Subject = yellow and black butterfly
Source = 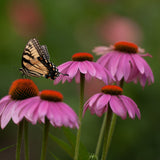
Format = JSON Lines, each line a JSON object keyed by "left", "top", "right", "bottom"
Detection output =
{"left": 20, "top": 38, "right": 67, "bottom": 80}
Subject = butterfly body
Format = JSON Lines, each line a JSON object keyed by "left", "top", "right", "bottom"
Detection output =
{"left": 20, "top": 38, "right": 62, "bottom": 80}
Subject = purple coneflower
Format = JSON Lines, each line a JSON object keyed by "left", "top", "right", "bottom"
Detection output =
{"left": 54, "top": 52, "right": 113, "bottom": 160}
{"left": 83, "top": 85, "right": 140, "bottom": 119}
{"left": 0, "top": 79, "right": 39, "bottom": 129}
{"left": 15, "top": 89, "right": 79, "bottom": 128}
{"left": 15, "top": 89, "right": 78, "bottom": 160}
{"left": 84, "top": 85, "right": 140, "bottom": 160}
{"left": 54, "top": 52, "right": 113, "bottom": 84}
{"left": 0, "top": 79, "right": 39, "bottom": 160}
{"left": 93, "top": 41, "right": 154, "bottom": 87}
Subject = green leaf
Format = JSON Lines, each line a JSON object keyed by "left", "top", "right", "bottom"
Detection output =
{"left": 49, "top": 133, "right": 73, "bottom": 158}
{"left": 62, "top": 127, "right": 89, "bottom": 160}
{"left": 0, "top": 144, "right": 15, "bottom": 152}
{"left": 49, "top": 151, "right": 61, "bottom": 160}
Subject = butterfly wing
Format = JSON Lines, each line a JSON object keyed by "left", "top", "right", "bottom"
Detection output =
{"left": 20, "top": 39, "right": 49, "bottom": 77}
{"left": 41, "top": 45, "right": 50, "bottom": 60}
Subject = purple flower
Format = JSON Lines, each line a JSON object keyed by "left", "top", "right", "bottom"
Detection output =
{"left": 93, "top": 41, "right": 154, "bottom": 87}
{"left": 0, "top": 79, "right": 39, "bottom": 129}
{"left": 83, "top": 85, "right": 140, "bottom": 119}
{"left": 54, "top": 52, "right": 113, "bottom": 84}
{"left": 14, "top": 90, "right": 79, "bottom": 129}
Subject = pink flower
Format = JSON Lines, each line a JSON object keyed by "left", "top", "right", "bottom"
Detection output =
{"left": 54, "top": 52, "right": 113, "bottom": 85}
{"left": 8, "top": 1, "right": 44, "bottom": 37}
{"left": 93, "top": 41, "right": 154, "bottom": 87}
{"left": 83, "top": 85, "right": 141, "bottom": 119}
{"left": 97, "top": 15, "right": 142, "bottom": 44}
{"left": 0, "top": 79, "right": 39, "bottom": 129}
{"left": 14, "top": 90, "right": 79, "bottom": 129}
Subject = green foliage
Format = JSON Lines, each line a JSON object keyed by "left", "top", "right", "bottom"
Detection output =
{"left": 49, "top": 128, "right": 89, "bottom": 160}
{"left": 0, "top": 144, "right": 15, "bottom": 152}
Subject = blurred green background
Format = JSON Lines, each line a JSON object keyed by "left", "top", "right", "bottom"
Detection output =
{"left": 0, "top": 0, "right": 160, "bottom": 159}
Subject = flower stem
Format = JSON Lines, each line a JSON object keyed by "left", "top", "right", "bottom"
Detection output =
{"left": 74, "top": 73, "right": 85, "bottom": 160}
{"left": 16, "top": 120, "right": 24, "bottom": 160}
{"left": 24, "top": 120, "right": 29, "bottom": 160}
{"left": 41, "top": 118, "right": 50, "bottom": 160}
{"left": 101, "top": 108, "right": 117, "bottom": 160}
{"left": 95, "top": 112, "right": 107, "bottom": 157}
{"left": 120, "top": 78, "right": 124, "bottom": 88}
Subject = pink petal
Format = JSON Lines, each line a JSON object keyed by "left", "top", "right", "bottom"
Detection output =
{"left": 132, "top": 54, "right": 145, "bottom": 74}
{"left": 38, "top": 101, "right": 49, "bottom": 119}
{"left": 67, "top": 62, "right": 79, "bottom": 78}
{"left": 97, "top": 53, "right": 113, "bottom": 67}
{"left": 47, "top": 102, "right": 62, "bottom": 127}
{"left": 88, "top": 93, "right": 102, "bottom": 106}
{"left": 0, "top": 98, "right": 11, "bottom": 115}
{"left": 120, "top": 95, "right": 141, "bottom": 119}
{"left": 95, "top": 104, "right": 108, "bottom": 117}
{"left": 120, "top": 54, "right": 131, "bottom": 81}
{"left": 78, "top": 62, "right": 87, "bottom": 74}
{"left": 93, "top": 46, "right": 112, "bottom": 55}
{"left": 110, "top": 53, "right": 121, "bottom": 77}
{"left": 57, "top": 61, "right": 72, "bottom": 72}
{"left": 116, "top": 55, "right": 125, "bottom": 81}
{"left": 109, "top": 96, "right": 127, "bottom": 119}
{"left": 1, "top": 101, "right": 16, "bottom": 129}
{"left": 74, "top": 71, "right": 80, "bottom": 83}
{"left": 96, "top": 94, "right": 111, "bottom": 110}
{"left": 84, "top": 61, "right": 96, "bottom": 77}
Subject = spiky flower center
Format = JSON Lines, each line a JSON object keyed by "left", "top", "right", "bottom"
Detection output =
{"left": 72, "top": 52, "right": 94, "bottom": 61}
{"left": 9, "top": 79, "right": 39, "bottom": 100}
{"left": 101, "top": 85, "right": 123, "bottom": 95}
{"left": 40, "top": 90, "right": 63, "bottom": 102}
{"left": 114, "top": 41, "right": 138, "bottom": 53}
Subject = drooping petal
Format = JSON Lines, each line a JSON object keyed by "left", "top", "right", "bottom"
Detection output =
{"left": 110, "top": 52, "right": 121, "bottom": 77}
{"left": 109, "top": 96, "right": 127, "bottom": 119}
{"left": 47, "top": 102, "right": 62, "bottom": 127}
{"left": 78, "top": 62, "right": 87, "bottom": 74}
{"left": 88, "top": 93, "right": 102, "bottom": 107}
{"left": 67, "top": 62, "right": 79, "bottom": 78}
{"left": 132, "top": 54, "right": 145, "bottom": 74}
{"left": 97, "top": 53, "right": 113, "bottom": 67}
{"left": 0, "top": 96, "right": 11, "bottom": 115}
{"left": 84, "top": 61, "right": 96, "bottom": 77}
{"left": 116, "top": 55, "right": 125, "bottom": 81}
{"left": 12, "top": 101, "right": 24, "bottom": 123}
{"left": 0, "top": 95, "right": 11, "bottom": 104}
{"left": 38, "top": 100, "right": 49, "bottom": 120}
{"left": 93, "top": 46, "right": 113, "bottom": 55}
{"left": 25, "top": 99, "right": 40, "bottom": 124}
{"left": 74, "top": 71, "right": 80, "bottom": 83}
{"left": 96, "top": 94, "right": 111, "bottom": 110}
{"left": 119, "top": 54, "right": 131, "bottom": 81}
{"left": 120, "top": 95, "right": 141, "bottom": 119}
{"left": 58, "top": 102, "right": 78, "bottom": 128}
{"left": 1, "top": 101, "right": 16, "bottom": 129}
{"left": 57, "top": 61, "right": 72, "bottom": 72}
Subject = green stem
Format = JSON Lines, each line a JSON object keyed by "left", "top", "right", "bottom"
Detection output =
{"left": 40, "top": 118, "right": 50, "bottom": 160}
{"left": 24, "top": 120, "right": 29, "bottom": 160}
{"left": 74, "top": 73, "right": 85, "bottom": 160}
{"left": 95, "top": 112, "right": 107, "bottom": 157}
{"left": 101, "top": 108, "right": 117, "bottom": 160}
{"left": 120, "top": 78, "right": 124, "bottom": 88}
{"left": 16, "top": 120, "right": 24, "bottom": 160}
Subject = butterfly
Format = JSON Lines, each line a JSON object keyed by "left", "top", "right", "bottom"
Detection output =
{"left": 20, "top": 38, "right": 67, "bottom": 80}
